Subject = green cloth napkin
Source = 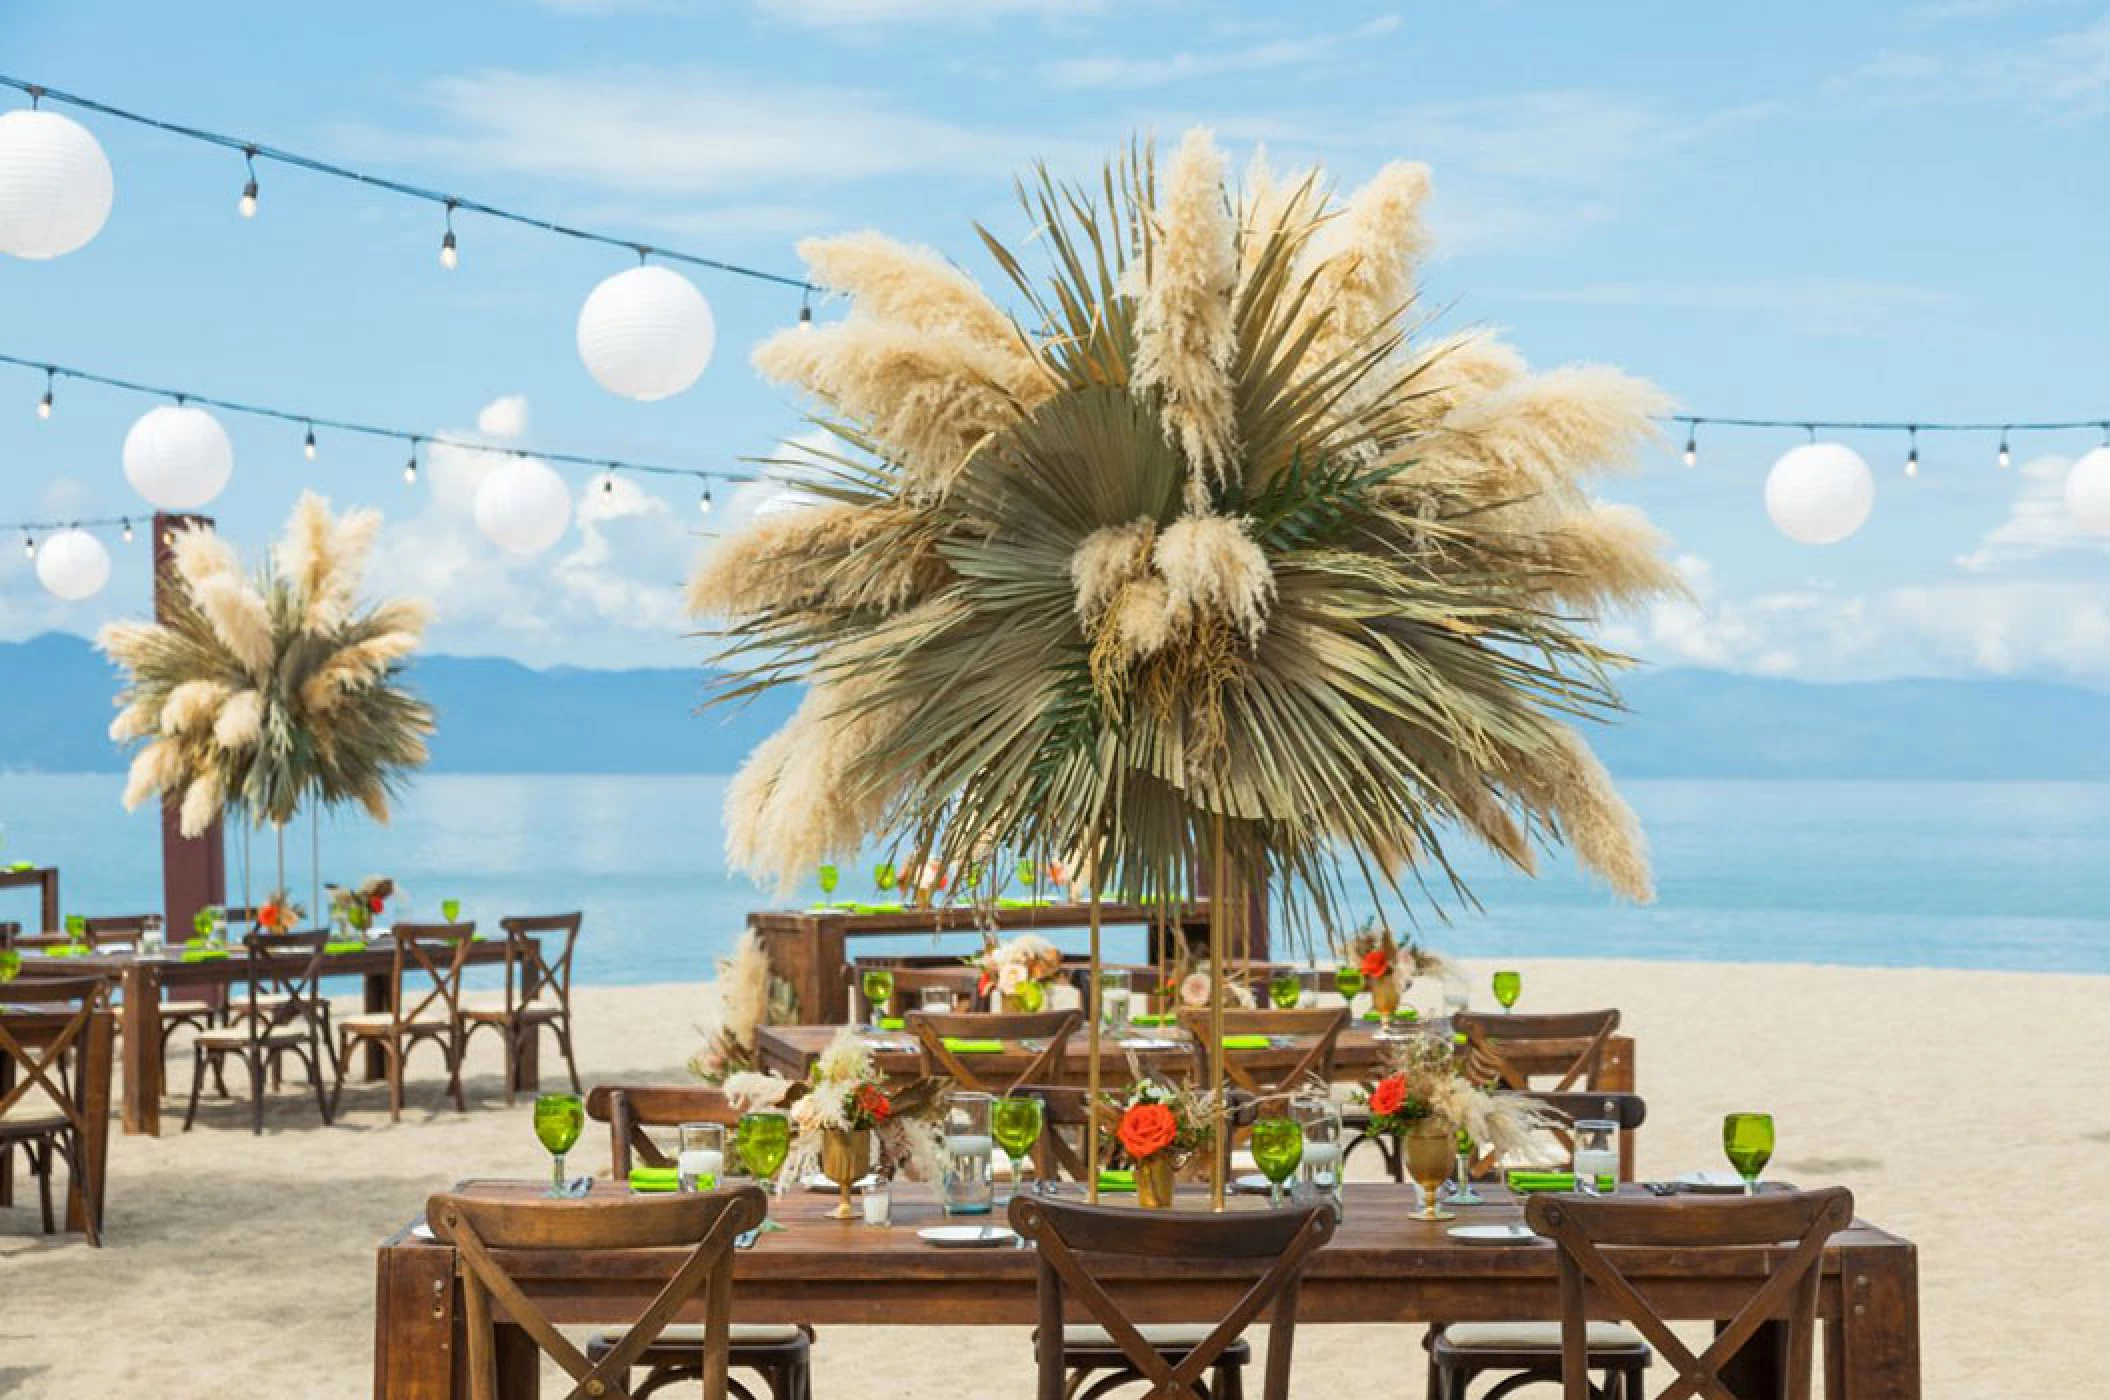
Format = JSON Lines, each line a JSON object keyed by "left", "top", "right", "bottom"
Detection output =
{"left": 1362, "top": 1009, "right": 1419, "bottom": 1022}
{"left": 1220, "top": 1034, "right": 1271, "bottom": 1050}
{"left": 181, "top": 948, "right": 231, "bottom": 963}
{"left": 45, "top": 945, "right": 88, "bottom": 958}
{"left": 1095, "top": 1169, "right": 1135, "bottom": 1193}
{"left": 324, "top": 941, "right": 367, "bottom": 955}
{"left": 6, "top": 860, "right": 34, "bottom": 871}
{"left": 1130, "top": 1012, "right": 1173, "bottom": 1027}
{"left": 628, "top": 1167, "right": 683, "bottom": 1193}
{"left": 941, "top": 1037, "right": 1006, "bottom": 1053}
{"left": 877, "top": 1016, "right": 905, "bottom": 1030}
{"left": 1506, "top": 1171, "right": 1614, "bottom": 1193}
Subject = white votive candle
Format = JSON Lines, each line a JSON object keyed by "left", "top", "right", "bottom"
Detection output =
{"left": 1301, "top": 1141, "right": 1342, "bottom": 1180}
{"left": 863, "top": 1181, "right": 891, "bottom": 1226}
{"left": 678, "top": 1148, "right": 723, "bottom": 1189}
{"left": 944, "top": 1133, "right": 994, "bottom": 1159}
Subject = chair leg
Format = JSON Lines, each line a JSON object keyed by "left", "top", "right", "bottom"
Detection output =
{"left": 327, "top": 1030, "right": 357, "bottom": 1121}
{"left": 387, "top": 1039, "right": 404, "bottom": 1123}
{"left": 555, "top": 1016, "right": 582, "bottom": 1095}
{"left": 183, "top": 1045, "right": 211, "bottom": 1131}
{"left": 34, "top": 1141, "right": 56, "bottom": 1234}
{"left": 250, "top": 1048, "right": 266, "bottom": 1136}
{"left": 1216, "top": 1357, "right": 1244, "bottom": 1400}
{"left": 301, "top": 1044, "right": 334, "bottom": 1126}
{"left": 446, "top": 1031, "right": 467, "bottom": 1113}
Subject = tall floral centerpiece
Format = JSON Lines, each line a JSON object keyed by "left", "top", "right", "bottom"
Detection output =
{"left": 731, "top": 1029, "right": 946, "bottom": 1218}
{"left": 971, "top": 933, "right": 1064, "bottom": 1012}
{"left": 1347, "top": 923, "right": 1455, "bottom": 1025}
{"left": 324, "top": 875, "right": 395, "bottom": 937}
{"left": 691, "top": 132, "right": 1672, "bottom": 1205}
{"left": 1360, "top": 1033, "right": 1554, "bottom": 1221}
{"left": 102, "top": 493, "right": 434, "bottom": 906}
{"left": 1110, "top": 1078, "right": 1223, "bottom": 1209}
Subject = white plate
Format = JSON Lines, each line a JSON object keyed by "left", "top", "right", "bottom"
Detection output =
{"left": 917, "top": 1225, "right": 1018, "bottom": 1248}
{"left": 1675, "top": 1171, "right": 1749, "bottom": 1194}
{"left": 1115, "top": 1037, "right": 1186, "bottom": 1052}
{"left": 1447, "top": 1224, "right": 1540, "bottom": 1245}
{"left": 800, "top": 1173, "right": 882, "bottom": 1193}
{"left": 1230, "top": 1173, "right": 1275, "bottom": 1195}
{"left": 409, "top": 1222, "right": 436, "bottom": 1242}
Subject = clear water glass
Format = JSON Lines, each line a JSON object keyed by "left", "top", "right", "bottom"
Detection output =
{"left": 1293, "top": 1094, "right": 1343, "bottom": 1216}
{"left": 679, "top": 1121, "right": 726, "bottom": 1191}
{"left": 921, "top": 985, "right": 953, "bottom": 1015}
{"left": 1100, "top": 968, "right": 1132, "bottom": 1039}
{"left": 941, "top": 1090, "right": 995, "bottom": 1216}
{"left": 1572, "top": 1117, "right": 1619, "bottom": 1194}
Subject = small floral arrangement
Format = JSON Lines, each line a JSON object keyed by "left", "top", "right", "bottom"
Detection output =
{"left": 1161, "top": 943, "right": 1256, "bottom": 1011}
{"left": 325, "top": 875, "right": 396, "bottom": 933}
{"left": 728, "top": 1029, "right": 949, "bottom": 1183}
{"left": 970, "top": 932, "right": 1064, "bottom": 1007}
{"left": 1358, "top": 1032, "right": 1554, "bottom": 1155}
{"left": 1346, "top": 921, "right": 1455, "bottom": 985}
{"left": 1107, "top": 1076, "right": 1222, "bottom": 1166}
{"left": 256, "top": 891, "right": 304, "bottom": 934}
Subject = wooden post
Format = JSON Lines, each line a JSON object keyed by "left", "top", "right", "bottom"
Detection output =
{"left": 1085, "top": 854, "right": 1102, "bottom": 1204}
{"left": 1208, "top": 813, "right": 1227, "bottom": 1212}
{"left": 153, "top": 512, "right": 226, "bottom": 939}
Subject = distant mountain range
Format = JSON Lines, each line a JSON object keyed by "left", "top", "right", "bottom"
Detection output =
{"left": 3, "top": 631, "right": 2104, "bottom": 780}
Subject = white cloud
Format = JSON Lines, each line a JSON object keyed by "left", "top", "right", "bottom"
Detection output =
{"left": 1501, "top": 277, "right": 1951, "bottom": 338}
{"left": 1957, "top": 453, "right": 2110, "bottom": 571}
{"left": 1838, "top": 16, "right": 2110, "bottom": 121}
{"left": 1043, "top": 15, "right": 1402, "bottom": 90}
{"left": 367, "top": 396, "right": 703, "bottom": 667}
{"left": 332, "top": 67, "right": 1094, "bottom": 197}
{"left": 476, "top": 394, "right": 530, "bottom": 439}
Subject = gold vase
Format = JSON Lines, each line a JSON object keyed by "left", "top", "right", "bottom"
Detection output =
{"left": 822, "top": 1128, "right": 870, "bottom": 1220}
{"left": 1135, "top": 1155, "right": 1176, "bottom": 1209}
{"left": 1370, "top": 976, "right": 1401, "bottom": 1017}
{"left": 1403, "top": 1121, "right": 1455, "bottom": 1222}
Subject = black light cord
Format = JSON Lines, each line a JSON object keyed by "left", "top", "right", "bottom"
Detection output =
{"left": 1, "top": 74, "right": 821, "bottom": 294}
{"left": 3, "top": 350, "right": 758, "bottom": 487}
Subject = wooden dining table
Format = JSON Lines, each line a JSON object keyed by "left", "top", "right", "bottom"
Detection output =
{"left": 372, "top": 1179, "right": 1919, "bottom": 1399}
{"left": 11, "top": 935, "right": 534, "bottom": 1136}
{"left": 0, "top": 995, "right": 113, "bottom": 1234}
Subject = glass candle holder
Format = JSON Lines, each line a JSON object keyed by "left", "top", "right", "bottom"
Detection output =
{"left": 1099, "top": 968, "right": 1132, "bottom": 1038}
{"left": 679, "top": 1122, "right": 726, "bottom": 1191}
{"left": 941, "top": 1090, "right": 995, "bottom": 1216}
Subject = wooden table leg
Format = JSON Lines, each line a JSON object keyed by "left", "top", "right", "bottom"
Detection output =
{"left": 1837, "top": 1244, "right": 1920, "bottom": 1398}
{"left": 65, "top": 1008, "right": 113, "bottom": 1233}
{"left": 364, "top": 971, "right": 389, "bottom": 1081}
{"left": 121, "top": 961, "right": 163, "bottom": 1136}
{"left": 494, "top": 1325, "right": 539, "bottom": 1399}
{"left": 375, "top": 1244, "right": 458, "bottom": 1400}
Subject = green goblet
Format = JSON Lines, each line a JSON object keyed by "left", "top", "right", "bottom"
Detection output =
{"left": 533, "top": 1093, "right": 584, "bottom": 1197}
{"left": 1723, "top": 1112, "right": 1775, "bottom": 1195}
{"left": 1251, "top": 1116, "right": 1305, "bottom": 1207}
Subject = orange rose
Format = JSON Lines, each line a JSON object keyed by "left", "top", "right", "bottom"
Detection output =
{"left": 1368, "top": 1074, "right": 1408, "bottom": 1120}
{"left": 1360, "top": 948, "right": 1391, "bottom": 979}
{"left": 856, "top": 1084, "right": 892, "bottom": 1122}
{"left": 1117, "top": 1102, "right": 1178, "bottom": 1160}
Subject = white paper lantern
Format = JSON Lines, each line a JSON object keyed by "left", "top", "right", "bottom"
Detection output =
{"left": 122, "top": 405, "right": 234, "bottom": 509}
{"left": 34, "top": 528, "right": 111, "bottom": 601}
{"left": 576, "top": 265, "right": 715, "bottom": 401}
{"left": 2065, "top": 447, "right": 2110, "bottom": 536}
{"left": 1765, "top": 442, "right": 1875, "bottom": 545}
{"left": 473, "top": 457, "right": 573, "bottom": 555}
{"left": 0, "top": 110, "right": 115, "bottom": 260}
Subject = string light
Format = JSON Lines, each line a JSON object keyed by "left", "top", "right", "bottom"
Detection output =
{"left": 1, "top": 350, "right": 733, "bottom": 495}
{"left": 798, "top": 295, "right": 814, "bottom": 333}
{"left": 404, "top": 439, "right": 419, "bottom": 485}
{"left": 699, "top": 481, "right": 714, "bottom": 515}
{"left": 1905, "top": 427, "right": 1920, "bottom": 478}
{"left": 120, "top": 517, "right": 132, "bottom": 543}
{"left": 439, "top": 199, "right": 458, "bottom": 270}
{"left": 602, "top": 470, "right": 615, "bottom": 496}
{"left": 1682, "top": 421, "right": 1697, "bottom": 468}
{"left": 0, "top": 73, "right": 817, "bottom": 299}
{"left": 36, "top": 368, "right": 53, "bottom": 420}
{"left": 1997, "top": 431, "right": 2011, "bottom": 470}
{"left": 22, "top": 534, "right": 34, "bottom": 559}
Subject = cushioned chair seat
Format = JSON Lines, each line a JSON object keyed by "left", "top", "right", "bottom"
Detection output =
{"left": 339, "top": 1012, "right": 449, "bottom": 1032}
{"left": 460, "top": 996, "right": 562, "bottom": 1020}
{"left": 592, "top": 1323, "right": 807, "bottom": 1348}
{"left": 1059, "top": 1323, "right": 1253, "bottom": 1352}
{"left": 158, "top": 1000, "right": 216, "bottom": 1019}
{"left": 195, "top": 1025, "right": 311, "bottom": 1050}
{"left": 1439, "top": 1320, "right": 1648, "bottom": 1351}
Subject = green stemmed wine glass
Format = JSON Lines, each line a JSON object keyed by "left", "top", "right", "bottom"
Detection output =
{"left": 1492, "top": 969, "right": 1522, "bottom": 1013}
{"left": 861, "top": 967, "right": 895, "bottom": 1032}
{"left": 1334, "top": 964, "right": 1365, "bottom": 1001}
{"left": 1251, "top": 1115, "right": 1305, "bottom": 1207}
{"left": 993, "top": 1094, "right": 1046, "bottom": 1200}
{"left": 533, "top": 1093, "right": 584, "bottom": 1197}
{"left": 440, "top": 898, "right": 461, "bottom": 924}
{"left": 1723, "top": 1112, "right": 1775, "bottom": 1196}
{"left": 1015, "top": 857, "right": 1037, "bottom": 898}
{"left": 873, "top": 863, "right": 896, "bottom": 898}
{"left": 1267, "top": 971, "right": 1300, "bottom": 1010}
{"left": 817, "top": 864, "right": 840, "bottom": 905}
{"left": 737, "top": 1109, "right": 792, "bottom": 1224}
{"left": 1451, "top": 1128, "right": 1483, "bottom": 1206}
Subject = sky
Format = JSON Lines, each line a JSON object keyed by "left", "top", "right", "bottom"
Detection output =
{"left": 1, "top": 0, "right": 2106, "bottom": 681}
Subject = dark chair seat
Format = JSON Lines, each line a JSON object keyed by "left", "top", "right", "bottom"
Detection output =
{"left": 1429, "top": 1319, "right": 1651, "bottom": 1398}
{"left": 584, "top": 1323, "right": 812, "bottom": 1400}
{"left": 1050, "top": 1324, "right": 1254, "bottom": 1398}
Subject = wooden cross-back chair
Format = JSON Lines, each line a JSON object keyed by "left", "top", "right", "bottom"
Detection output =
{"left": 1174, "top": 1006, "right": 1346, "bottom": 1098}
{"left": 329, "top": 922, "right": 474, "bottom": 1122}
{"left": 1524, "top": 1188, "right": 1856, "bottom": 1400}
{"left": 183, "top": 932, "right": 334, "bottom": 1135}
{"left": 0, "top": 975, "right": 105, "bottom": 1245}
{"left": 1455, "top": 1009, "right": 1621, "bottom": 1094}
{"left": 460, "top": 912, "right": 584, "bottom": 1103}
{"left": 906, "top": 1009, "right": 1079, "bottom": 1095}
{"left": 36, "top": 915, "right": 217, "bottom": 1094}
{"left": 430, "top": 1184, "right": 771, "bottom": 1400}
{"left": 1008, "top": 1194, "right": 1336, "bottom": 1400}
{"left": 1010, "top": 1084, "right": 1100, "bottom": 1184}
{"left": 587, "top": 1083, "right": 743, "bottom": 1176}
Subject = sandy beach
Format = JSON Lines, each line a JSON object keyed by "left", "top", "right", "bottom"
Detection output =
{"left": 6, "top": 956, "right": 2105, "bottom": 1397}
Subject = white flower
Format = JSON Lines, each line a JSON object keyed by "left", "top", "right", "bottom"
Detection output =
{"left": 1179, "top": 972, "right": 1213, "bottom": 1008}
{"left": 997, "top": 963, "right": 1029, "bottom": 994}
{"left": 815, "top": 1026, "right": 874, "bottom": 1086}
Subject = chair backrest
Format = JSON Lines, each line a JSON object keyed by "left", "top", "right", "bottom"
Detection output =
{"left": 1176, "top": 1006, "right": 1347, "bottom": 1099}
{"left": 498, "top": 913, "right": 583, "bottom": 1015}
{"left": 238, "top": 931, "right": 332, "bottom": 1043}
{"left": 389, "top": 922, "right": 476, "bottom": 1027}
{"left": 0, "top": 976, "right": 104, "bottom": 1135}
{"left": 1008, "top": 1194, "right": 1335, "bottom": 1400}
{"left": 1010, "top": 1084, "right": 1101, "bottom": 1183}
{"left": 80, "top": 914, "right": 153, "bottom": 949}
{"left": 585, "top": 1083, "right": 742, "bottom": 1176}
{"left": 1455, "top": 1009, "right": 1621, "bottom": 1094}
{"left": 429, "top": 1185, "right": 768, "bottom": 1400}
{"left": 847, "top": 962, "right": 981, "bottom": 1015}
{"left": 1524, "top": 1188, "right": 1855, "bottom": 1400}
{"left": 907, "top": 1008, "right": 1079, "bottom": 1094}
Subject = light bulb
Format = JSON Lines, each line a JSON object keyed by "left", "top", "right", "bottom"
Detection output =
{"left": 1905, "top": 449, "right": 1919, "bottom": 477}
{"left": 303, "top": 427, "right": 317, "bottom": 461}
{"left": 23, "top": 536, "right": 34, "bottom": 558}
{"left": 121, "top": 519, "right": 133, "bottom": 543}
{"left": 1997, "top": 436, "right": 2010, "bottom": 470}
{"left": 36, "top": 390, "right": 52, "bottom": 420}
{"left": 602, "top": 474, "right": 615, "bottom": 496}
{"left": 1682, "top": 427, "right": 1697, "bottom": 468}
{"left": 239, "top": 178, "right": 258, "bottom": 219}
{"left": 699, "top": 484, "right": 713, "bottom": 515}
{"left": 798, "top": 303, "right": 814, "bottom": 334}
{"left": 439, "top": 230, "right": 458, "bottom": 270}
{"left": 404, "top": 448, "right": 419, "bottom": 484}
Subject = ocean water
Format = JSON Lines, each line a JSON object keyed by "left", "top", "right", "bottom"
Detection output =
{"left": 1, "top": 773, "right": 2105, "bottom": 984}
